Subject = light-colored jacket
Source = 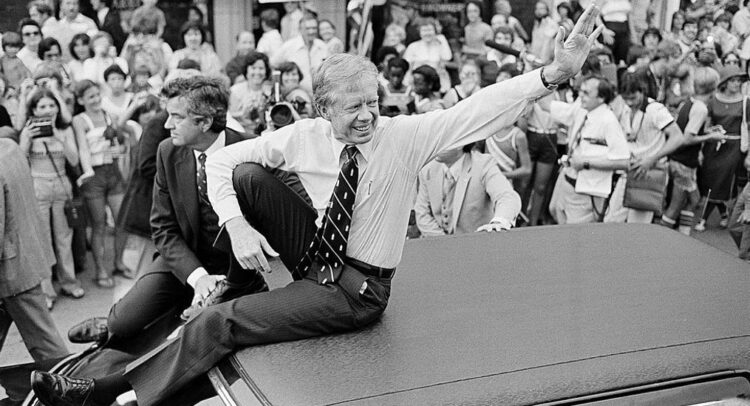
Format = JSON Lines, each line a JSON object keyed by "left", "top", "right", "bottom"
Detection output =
{"left": 416, "top": 150, "right": 520, "bottom": 236}
{"left": 0, "top": 139, "right": 55, "bottom": 298}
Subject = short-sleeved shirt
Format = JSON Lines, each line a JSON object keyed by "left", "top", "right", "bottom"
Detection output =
{"left": 628, "top": 100, "right": 674, "bottom": 159}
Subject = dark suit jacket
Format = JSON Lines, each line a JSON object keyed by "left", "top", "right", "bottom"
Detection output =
{"left": 97, "top": 8, "right": 127, "bottom": 54}
{"left": 149, "top": 129, "right": 249, "bottom": 284}
{"left": 118, "top": 111, "right": 169, "bottom": 237}
{"left": 0, "top": 139, "right": 55, "bottom": 298}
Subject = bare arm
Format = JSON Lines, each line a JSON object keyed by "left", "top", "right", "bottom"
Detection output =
{"left": 501, "top": 133, "right": 533, "bottom": 180}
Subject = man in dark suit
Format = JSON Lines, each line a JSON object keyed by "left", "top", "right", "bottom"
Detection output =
{"left": 69, "top": 77, "right": 267, "bottom": 348}
{"left": 0, "top": 139, "right": 68, "bottom": 362}
{"left": 91, "top": 0, "right": 126, "bottom": 54}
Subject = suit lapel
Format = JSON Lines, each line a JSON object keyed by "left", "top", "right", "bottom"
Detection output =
{"left": 427, "top": 165, "right": 444, "bottom": 217}
{"left": 450, "top": 155, "right": 471, "bottom": 232}
{"left": 175, "top": 147, "right": 200, "bottom": 238}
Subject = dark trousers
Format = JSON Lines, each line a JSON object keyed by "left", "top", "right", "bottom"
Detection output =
{"left": 123, "top": 164, "right": 391, "bottom": 405}
{"left": 603, "top": 20, "right": 630, "bottom": 64}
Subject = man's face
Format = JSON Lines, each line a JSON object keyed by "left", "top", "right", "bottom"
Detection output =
{"left": 301, "top": 19, "right": 318, "bottom": 44}
{"left": 580, "top": 78, "right": 603, "bottom": 111}
{"left": 61, "top": 0, "right": 79, "bottom": 19}
{"left": 621, "top": 91, "right": 644, "bottom": 111}
{"left": 165, "top": 96, "right": 206, "bottom": 148}
{"left": 29, "top": 6, "right": 45, "bottom": 24}
{"left": 21, "top": 25, "right": 42, "bottom": 48}
{"left": 236, "top": 32, "right": 255, "bottom": 55}
{"left": 682, "top": 22, "right": 698, "bottom": 41}
{"left": 534, "top": 2, "right": 548, "bottom": 19}
{"left": 325, "top": 77, "right": 380, "bottom": 145}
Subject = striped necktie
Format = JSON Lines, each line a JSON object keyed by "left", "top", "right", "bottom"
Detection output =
{"left": 296, "top": 145, "right": 359, "bottom": 284}
{"left": 197, "top": 153, "right": 210, "bottom": 205}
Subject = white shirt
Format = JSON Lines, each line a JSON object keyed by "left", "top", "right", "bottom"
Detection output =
{"left": 551, "top": 102, "right": 631, "bottom": 197}
{"left": 207, "top": 69, "right": 549, "bottom": 268}
{"left": 271, "top": 36, "right": 329, "bottom": 95}
{"left": 185, "top": 131, "right": 227, "bottom": 289}
{"left": 17, "top": 47, "right": 41, "bottom": 73}
{"left": 97, "top": 7, "right": 109, "bottom": 26}
{"left": 257, "top": 29, "right": 283, "bottom": 62}
{"left": 627, "top": 99, "right": 674, "bottom": 159}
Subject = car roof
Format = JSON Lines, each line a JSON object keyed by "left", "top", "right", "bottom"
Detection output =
{"left": 232, "top": 224, "right": 750, "bottom": 405}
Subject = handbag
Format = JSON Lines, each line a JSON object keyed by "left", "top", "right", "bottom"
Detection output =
{"left": 43, "top": 142, "right": 87, "bottom": 228}
{"left": 623, "top": 164, "right": 668, "bottom": 215}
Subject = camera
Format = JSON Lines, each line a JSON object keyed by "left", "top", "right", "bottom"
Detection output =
{"left": 30, "top": 116, "right": 53, "bottom": 138}
{"left": 266, "top": 70, "right": 305, "bottom": 129}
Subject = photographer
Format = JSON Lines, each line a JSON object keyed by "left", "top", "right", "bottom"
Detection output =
{"left": 229, "top": 51, "right": 270, "bottom": 136}
{"left": 19, "top": 88, "right": 84, "bottom": 306}
{"left": 277, "top": 61, "right": 312, "bottom": 118}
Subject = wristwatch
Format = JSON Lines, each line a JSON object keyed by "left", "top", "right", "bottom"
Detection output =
{"left": 540, "top": 66, "right": 559, "bottom": 91}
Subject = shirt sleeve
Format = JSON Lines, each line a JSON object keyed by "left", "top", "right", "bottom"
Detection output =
{"left": 385, "top": 68, "right": 550, "bottom": 174}
{"left": 549, "top": 100, "right": 581, "bottom": 127}
{"left": 649, "top": 102, "right": 675, "bottom": 131}
{"left": 186, "top": 267, "right": 208, "bottom": 289}
{"left": 684, "top": 101, "right": 709, "bottom": 135}
{"left": 206, "top": 126, "right": 297, "bottom": 226}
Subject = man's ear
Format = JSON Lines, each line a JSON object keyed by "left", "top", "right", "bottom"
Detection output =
{"left": 199, "top": 116, "right": 214, "bottom": 132}
{"left": 317, "top": 104, "right": 330, "bottom": 120}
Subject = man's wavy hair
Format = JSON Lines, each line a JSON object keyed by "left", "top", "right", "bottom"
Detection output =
{"left": 161, "top": 76, "right": 228, "bottom": 133}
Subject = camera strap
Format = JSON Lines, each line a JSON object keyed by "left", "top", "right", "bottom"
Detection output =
{"left": 42, "top": 141, "right": 74, "bottom": 201}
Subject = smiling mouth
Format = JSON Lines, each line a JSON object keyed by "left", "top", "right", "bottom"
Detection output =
{"left": 353, "top": 124, "right": 370, "bottom": 132}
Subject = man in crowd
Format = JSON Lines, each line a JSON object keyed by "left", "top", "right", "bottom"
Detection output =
{"left": 42, "top": 0, "right": 98, "bottom": 61}
{"left": 256, "top": 9, "right": 283, "bottom": 62}
{"left": 415, "top": 144, "right": 520, "bottom": 235}
{"left": 32, "top": 5, "right": 603, "bottom": 406}
{"left": 548, "top": 76, "right": 630, "bottom": 224}
{"left": 0, "top": 139, "right": 68, "bottom": 363}
{"left": 27, "top": 1, "right": 56, "bottom": 32}
{"left": 272, "top": 13, "right": 329, "bottom": 95}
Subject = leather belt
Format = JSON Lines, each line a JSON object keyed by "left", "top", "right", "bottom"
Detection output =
{"left": 345, "top": 257, "right": 396, "bottom": 280}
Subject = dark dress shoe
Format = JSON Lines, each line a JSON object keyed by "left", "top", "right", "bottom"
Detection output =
{"left": 31, "top": 371, "right": 95, "bottom": 406}
{"left": 67, "top": 317, "right": 108, "bottom": 345}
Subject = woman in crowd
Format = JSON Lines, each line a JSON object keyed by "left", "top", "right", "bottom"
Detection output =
{"left": 278, "top": 61, "right": 313, "bottom": 118}
{"left": 19, "top": 88, "right": 84, "bottom": 306}
{"left": 462, "top": 0, "right": 493, "bottom": 59}
{"left": 82, "top": 32, "right": 128, "bottom": 89}
{"left": 72, "top": 79, "right": 130, "bottom": 288}
{"left": 641, "top": 27, "right": 662, "bottom": 59}
{"left": 442, "top": 61, "right": 481, "bottom": 108}
{"left": 229, "top": 51, "right": 269, "bottom": 135}
{"left": 485, "top": 121, "right": 532, "bottom": 195}
{"left": 67, "top": 33, "right": 92, "bottom": 83}
{"left": 37, "top": 38, "right": 72, "bottom": 86}
{"left": 169, "top": 21, "right": 223, "bottom": 77}
{"left": 697, "top": 65, "right": 747, "bottom": 230}
{"left": 318, "top": 19, "right": 345, "bottom": 55}
{"left": 403, "top": 17, "right": 453, "bottom": 94}
{"left": 411, "top": 64, "right": 445, "bottom": 114}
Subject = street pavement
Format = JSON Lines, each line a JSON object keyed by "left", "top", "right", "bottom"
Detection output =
{"left": 0, "top": 216, "right": 744, "bottom": 402}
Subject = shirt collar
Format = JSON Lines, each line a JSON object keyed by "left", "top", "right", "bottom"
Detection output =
{"left": 445, "top": 154, "right": 465, "bottom": 178}
{"left": 193, "top": 131, "right": 226, "bottom": 159}
{"left": 330, "top": 130, "right": 373, "bottom": 163}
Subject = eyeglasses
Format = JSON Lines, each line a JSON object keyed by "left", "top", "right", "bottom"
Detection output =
{"left": 22, "top": 31, "right": 41, "bottom": 37}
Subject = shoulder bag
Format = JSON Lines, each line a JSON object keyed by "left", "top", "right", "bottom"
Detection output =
{"left": 42, "top": 142, "right": 87, "bottom": 228}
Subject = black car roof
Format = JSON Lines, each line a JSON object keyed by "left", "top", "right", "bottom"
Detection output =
{"left": 232, "top": 224, "right": 750, "bottom": 405}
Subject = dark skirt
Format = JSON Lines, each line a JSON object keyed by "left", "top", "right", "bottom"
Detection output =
{"left": 698, "top": 139, "right": 743, "bottom": 201}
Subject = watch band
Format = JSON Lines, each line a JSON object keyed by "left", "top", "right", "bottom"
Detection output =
{"left": 540, "top": 67, "right": 558, "bottom": 90}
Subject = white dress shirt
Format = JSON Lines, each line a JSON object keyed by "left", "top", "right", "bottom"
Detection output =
{"left": 271, "top": 36, "right": 329, "bottom": 95}
{"left": 207, "top": 70, "right": 549, "bottom": 268}
{"left": 185, "top": 131, "right": 226, "bottom": 289}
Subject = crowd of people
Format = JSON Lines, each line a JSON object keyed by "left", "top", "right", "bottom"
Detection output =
{"left": 1, "top": 0, "right": 750, "bottom": 386}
